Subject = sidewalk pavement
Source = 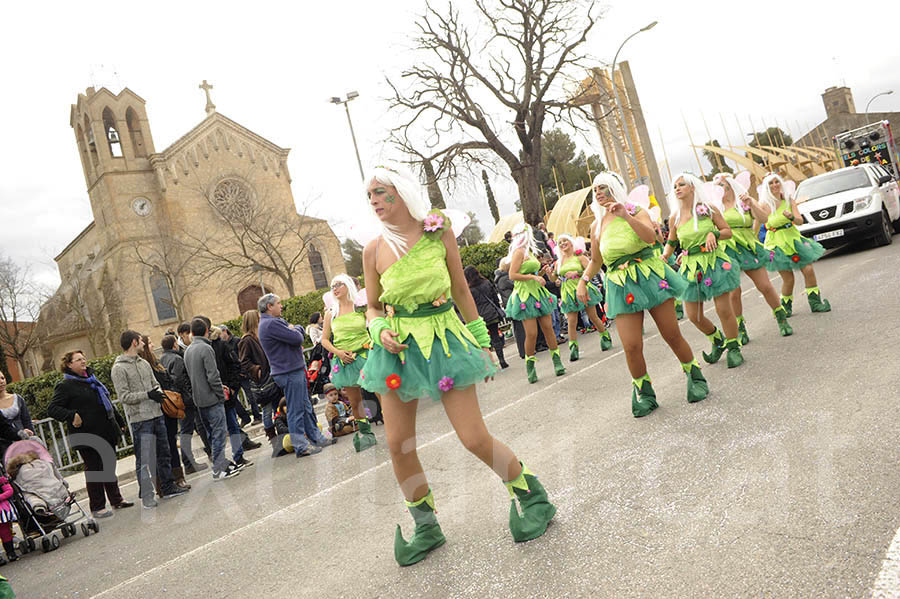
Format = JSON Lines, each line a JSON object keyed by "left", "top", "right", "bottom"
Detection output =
{"left": 62, "top": 401, "right": 329, "bottom": 500}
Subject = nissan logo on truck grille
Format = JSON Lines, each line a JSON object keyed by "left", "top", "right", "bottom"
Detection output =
{"left": 812, "top": 206, "right": 837, "bottom": 221}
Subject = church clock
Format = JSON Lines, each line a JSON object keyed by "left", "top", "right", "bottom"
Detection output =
{"left": 132, "top": 197, "right": 152, "bottom": 216}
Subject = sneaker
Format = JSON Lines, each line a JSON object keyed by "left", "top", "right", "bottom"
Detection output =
{"left": 161, "top": 486, "right": 190, "bottom": 499}
{"left": 233, "top": 456, "right": 254, "bottom": 469}
{"left": 142, "top": 498, "right": 158, "bottom": 509}
{"left": 213, "top": 464, "right": 242, "bottom": 480}
{"left": 296, "top": 446, "right": 323, "bottom": 458}
{"left": 92, "top": 508, "right": 114, "bottom": 518}
{"left": 251, "top": 418, "right": 263, "bottom": 426}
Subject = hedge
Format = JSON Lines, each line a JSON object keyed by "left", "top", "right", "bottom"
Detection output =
{"left": 217, "top": 287, "right": 330, "bottom": 348}
{"left": 459, "top": 241, "right": 509, "bottom": 279}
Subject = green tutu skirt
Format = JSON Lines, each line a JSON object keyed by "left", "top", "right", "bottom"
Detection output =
{"left": 605, "top": 263, "right": 687, "bottom": 318}
{"left": 764, "top": 237, "right": 826, "bottom": 271}
{"left": 360, "top": 334, "right": 497, "bottom": 403}
{"left": 724, "top": 242, "right": 768, "bottom": 271}
{"left": 330, "top": 351, "right": 367, "bottom": 389}
{"left": 677, "top": 257, "right": 741, "bottom": 302}
{"left": 558, "top": 280, "right": 602, "bottom": 313}
{"left": 505, "top": 288, "right": 556, "bottom": 320}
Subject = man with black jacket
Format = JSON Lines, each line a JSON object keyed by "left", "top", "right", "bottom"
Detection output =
{"left": 221, "top": 326, "right": 261, "bottom": 425}
{"left": 160, "top": 335, "right": 210, "bottom": 474}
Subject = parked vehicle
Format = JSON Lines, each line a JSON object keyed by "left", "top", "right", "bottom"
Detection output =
{"left": 795, "top": 164, "right": 900, "bottom": 248}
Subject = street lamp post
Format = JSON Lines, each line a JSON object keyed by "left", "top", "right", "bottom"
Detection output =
{"left": 330, "top": 91, "right": 365, "bottom": 181}
{"left": 610, "top": 21, "right": 657, "bottom": 187}
{"left": 865, "top": 90, "right": 894, "bottom": 124}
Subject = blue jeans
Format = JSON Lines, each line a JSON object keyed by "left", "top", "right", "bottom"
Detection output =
{"left": 551, "top": 308, "right": 561, "bottom": 338}
{"left": 131, "top": 416, "right": 175, "bottom": 501}
{"left": 240, "top": 379, "right": 261, "bottom": 420}
{"left": 198, "top": 403, "right": 228, "bottom": 473}
{"left": 273, "top": 369, "right": 326, "bottom": 455}
{"left": 224, "top": 406, "right": 244, "bottom": 463}
{"left": 261, "top": 401, "right": 274, "bottom": 429}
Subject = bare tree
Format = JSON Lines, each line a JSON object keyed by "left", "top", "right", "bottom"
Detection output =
{"left": 388, "top": 0, "right": 603, "bottom": 226}
{"left": 0, "top": 256, "right": 44, "bottom": 378}
{"left": 129, "top": 226, "right": 200, "bottom": 323}
{"left": 179, "top": 168, "right": 331, "bottom": 297}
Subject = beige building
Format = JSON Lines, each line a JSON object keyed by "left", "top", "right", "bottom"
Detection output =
{"left": 31, "top": 85, "right": 343, "bottom": 372}
{"left": 796, "top": 86, "right": 900, "bottom": 149}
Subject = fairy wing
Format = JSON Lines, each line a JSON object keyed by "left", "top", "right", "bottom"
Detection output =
{"left": 322, "top": 291, "right": 337, "bottom": 315}
{"left": 354, "top": 287, "right": 368, "bottom": 307}
{"left": 573, "top": 236, "right": 587, "bottom": 254}
{"left": 703, "top": 182, "right": 725, "bottom": 210}
{"left": 346, "top": 218, "right": 383, "bottom": 246}
{"left": 734, "top": 170, "right": 752, "bottom": 191}
{"left": 442, "top": 208, "right": 471, "bottom": 238}
{"left": 626, "top": 185, "right": 651, "bottom": 209}
{"left": 648, "top": 205, "right": 661, "bottom": 223}
{"left": 783, "top": 180, "right": 797, "bottom": 200}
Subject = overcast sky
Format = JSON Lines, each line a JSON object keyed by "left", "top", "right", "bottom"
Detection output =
{"left": 3, "top": 0, "right": 899, "bottom": 290}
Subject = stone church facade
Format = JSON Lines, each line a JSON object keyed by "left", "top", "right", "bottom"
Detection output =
{"left": 30, "top": 86, "right": 343, "bottom": 372}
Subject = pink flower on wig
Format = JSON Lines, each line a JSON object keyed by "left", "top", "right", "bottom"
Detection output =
{"left": 438, "top": 376, "right": 455, "bottom": 392}
{"left": 423, "top": 213, "right": 444, "bottom": 232}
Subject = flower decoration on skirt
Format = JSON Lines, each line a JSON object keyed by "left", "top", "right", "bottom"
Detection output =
{"left": 385, "top": 374, "right": 402, "bottom": 390}
{"left": 703, "top": 278, "right": 713, "bottom": 287}
{"left": 626, "top": 293, "right": 635, "bottom": 304}
{"left": 697, "top": 272, "right": 704, "bottom": 281}
{"left": 332, "top": 364, "right": 340, "bottom": 374}
{"left": 791, "top": 255, "right": 800, "bottom": 263}
{"left": 658, "top": 280, "right": 669, "bottom": 290}
{"left": 520, "top": 302, "right": 526, "bottom": 310}
{"left": 769, "top": 251, "right": 776, "bottom": 261}
{"left": 534, "top": 301, "right": 542, "bottom": 309}
{"left": 438, "top": 377, "right": 455, "bottom": 392}
{"left": 722, "top": 262, "right": 732, "bottom": 271}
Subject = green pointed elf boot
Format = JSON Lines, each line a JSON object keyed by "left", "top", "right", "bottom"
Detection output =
{"left": 505, "top": 463, "right": 556, "bottom": 543}
{"left": 599, "top": 329, "right": 612, "bottom": 351}
{"left": 568, "top": 340, "right": 579, "bottom": 362}
{"left": 682, "top": 360, "right": 709, "bottom": 403}
{"left": 806, "top": 286, "right": 831, "bottom": 313}
{"left": 773, "top": 306, "right": 793, "bottom": 337}
{"left": 702, "top": 328, "right": 725, "bottom": 364}
{"left": 781, "top": 295, "right": 793, "bottom": 318}
{"left": 353, "top": 419, "right": 377, "bottom": 452}
{"left": 737, "top": 316, "right": 750, "bottom": 345}
{"left": 551, "top": 349, "right": 566, "bottom": 376}
{"left": 395, "top": 489, "right": 446, "bottom": 566}
{"left": 525, "top": 355, "right": 538, "bottom": 384}
{"left": 631, "top": 374, "right": 658, "bottom": 418}
{"left": 725, "top": 338, "right": 744, "bottom": 369}
{"left": 675, "top": 300, "right": 684, "bottom": 320}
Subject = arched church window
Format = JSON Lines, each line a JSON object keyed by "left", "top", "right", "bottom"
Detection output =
{"left": 149, "top": 270, "right": 177, "bottom": 322}
{"left": 84, "top": 114, "right": 99, "bottom": 167}
{"left": 211, "top": 178, "right": 254, "bottom": 221}
{"left": 308, "top": 244, "right": 328, "bottom": 290}
{"left": 102, "top": 107, "right": 122, "bottom": 158}
{"left": 126, "top": 107, "right": 146, "bottom": 158}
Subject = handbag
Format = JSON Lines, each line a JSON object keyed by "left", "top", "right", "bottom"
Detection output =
{"left": 161, "top": 390, "right": 185, "bottom": 419}
{"left": 251, "top": 374, "right": 281, "bottom": 406}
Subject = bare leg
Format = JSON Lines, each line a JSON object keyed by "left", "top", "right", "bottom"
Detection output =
{"left": 614, "top": 312, "right": 646, "bottom": 378}
{"left": 565, "top": 312, "right": 579, "bottom": 344}
{"left": 647, "top": 299, "right": 694, "bottom": 363}
{"left": 713, "top": 294, "right": 739, "bottom": 339}
{"left": 779, "top": 270, "right": 795, "bottom": 296}
{"left": 744, "top": 267, "right": 781, "bottom": 310}
{"left": 441, "top": 385, "right": 521, "bottom": 482}
{"left": 684, "top": 301, "right": 716, "bottom": 336}
{"left": 344, "top": 386, "right": 365, "bottom": 420}
{"left": 537, "top": 314, "right": 558, "bottom": 351}
{"left": 382, "top": 393, "right": 428, "bottom": 501}
{"left": 729, "top": 285, "right": 744, "bottom": 318}
{"left": 799, "top": 264, "right": 818, "bottom": 288}
{"left": 586, "top": 307, "right": 606, "bottom": 333}
{"left": 522, "top": 318, "right": 537, "bottom": 356}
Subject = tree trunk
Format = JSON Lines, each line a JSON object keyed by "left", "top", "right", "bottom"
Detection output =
{"left": 422, "top": 160, "right": 446, "bottom": 209}
{"left": 516, "top": 162, "right": 544, "bottom": 226}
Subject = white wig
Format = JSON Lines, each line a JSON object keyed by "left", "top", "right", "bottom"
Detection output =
{"left": 506, "top": 222, "right": 540, "bottom": 263}
{"left": 668, "top": 172, "right": 717, "bottom": 232}
{"left": 589, "top": 171, "right": 629, "bottom": 224}
{"left": 327, "top": 274, "right": 360, "bottom": 318}
{"left": 366, "top": 163, "right": 431, "bottom": 258}
{"left": 759, "top": 173, "right": 789, "bottom": 213}
{"left": 554, "top": 234, "right": 575, "bottom": 273}
{"left": 712, "top": 173, "right": 750, "bottom": 215}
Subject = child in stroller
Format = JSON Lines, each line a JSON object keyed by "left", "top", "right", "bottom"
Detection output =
{"left": 305, "top": 342, "right": 331, "bottom": 401}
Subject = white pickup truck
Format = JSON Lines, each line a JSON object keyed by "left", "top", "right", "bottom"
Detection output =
{"left": 795, "top": 164, "right": 900, "bottom": 248}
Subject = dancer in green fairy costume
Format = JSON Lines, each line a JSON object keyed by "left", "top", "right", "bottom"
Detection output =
{"left": 551, "top": 234, "right": 611, "bottom": 361}
{"left": 320, "top": 274, "right": 377, "bottom": 452}
{"left": 662, "top": 173, "right": 744, "bottom": 368}
{"left": 579, "top": 172, "right": 709, "bottom": 418}
{"left": 359, "top": 164, "right": 556, "bottom": 566}
{"left": 712, "top": 173, "right": 793, "bottom": 340}
{"left": 504, "top": 224, "right": 565, "bottom": 383}
{"left": 759, "top": 173, "right": 831, "bottom": 315}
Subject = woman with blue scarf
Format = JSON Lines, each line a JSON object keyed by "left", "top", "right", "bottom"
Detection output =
{"left": 48, "top": 350, "right": 133, "bottom": 518}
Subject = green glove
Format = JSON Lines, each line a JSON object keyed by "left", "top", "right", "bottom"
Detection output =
{"left": 465, "top": 317, "right": 492, "bottom": 349}
{"left": 367, "top": 317, "right": 393, "bottom": 348}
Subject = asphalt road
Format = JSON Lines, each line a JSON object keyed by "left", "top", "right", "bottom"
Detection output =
{"left": 8, "top": 238, "right": 900, "bottom": 599}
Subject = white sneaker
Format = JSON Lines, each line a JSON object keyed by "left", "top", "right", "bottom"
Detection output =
{"left": 213, "top": 464, "right": 241, "bottom": 481}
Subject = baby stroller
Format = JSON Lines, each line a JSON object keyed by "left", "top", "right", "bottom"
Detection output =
{"left": 4, "top": 439, "right": 97, "bottom": 555}
{"left": 306, "top": 342, "right": 331, "bottom": 400}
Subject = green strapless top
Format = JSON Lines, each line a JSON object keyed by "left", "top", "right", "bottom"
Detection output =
{"left": 766, "top": 199, "right": 792, "bottom": 229}
{"left": 379, "top": 236, "right": 449, "bottom": 313}
{"left": 331, "top": 310, "right": 369, "bottom": 352}
{"left": 723, "top": 207, "right": 752, "bottom": 229}
{"left": 676, "top": 217, "right": 716, "bottom": 250}
{"left": 599, "top": 217, "right": 651, "bottom": 265}
{"left": 519, "top": 256, "right": 540, "bottom": 275}
{"left": 558, "top": 256, "right": 583, "bottom": 276}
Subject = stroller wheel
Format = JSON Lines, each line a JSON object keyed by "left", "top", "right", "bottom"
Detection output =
{"left": 41, "top": 537, "right": 51, "bottom": 553}
{"left": 61, "top": 526, "right": 70, "bottom": 538}
{"left": 67, "top": 524, "right": 76, "bottom": 537}
{"left": 26, "top": 537, "right": 35, "bottom": 552}
{"left": 50, "top": 534, "right": 60, "bottom": 550}
{"left": 88, "top": 520, "right": 99, "bottom": 534}
{"left": 81, "top": 523, "right": 90, "bottom": 537}
{"left": 18, "top": 541, "right": 27, "bottom": 555}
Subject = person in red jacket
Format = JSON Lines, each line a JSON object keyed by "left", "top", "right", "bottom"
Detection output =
{"left": 0, "top": 476, "right": 18, "bottom": 563}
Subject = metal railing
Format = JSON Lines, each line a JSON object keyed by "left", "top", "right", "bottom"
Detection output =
{"left": 30, "top": 398, "right": 134, "bottom": 473}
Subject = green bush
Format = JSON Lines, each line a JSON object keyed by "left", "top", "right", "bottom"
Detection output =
{"left": 221, "top": 316, "right": 244, "bottom": 335}
{"left": 459, "top": 241, "right": 509, "bottom": 279}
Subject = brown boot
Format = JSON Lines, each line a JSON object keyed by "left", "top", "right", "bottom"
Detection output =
{"left": 264, "top": 426, "right": 276, "bottom": 440}
{"left": 173, "top": 466, "right": 191, "bottom": 490}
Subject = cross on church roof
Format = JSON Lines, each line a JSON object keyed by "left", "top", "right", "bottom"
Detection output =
{"left": 199, "top": 79, "right": 216, "bottom": 115}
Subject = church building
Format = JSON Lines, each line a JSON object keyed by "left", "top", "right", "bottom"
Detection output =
{"left": 31, "top": 84, "right": 344, "bottom": 372}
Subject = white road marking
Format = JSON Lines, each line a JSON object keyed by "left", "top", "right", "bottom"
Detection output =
{"left": 871, "top": 528, "right": 900, "bottom": 598}
{"left": 90, "top": 284, "right": 770, "bottom": 598}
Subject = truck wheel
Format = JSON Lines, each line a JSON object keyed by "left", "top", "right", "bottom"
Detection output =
{"left": 874, "top": 207, "right": 893, "bottom": 246}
